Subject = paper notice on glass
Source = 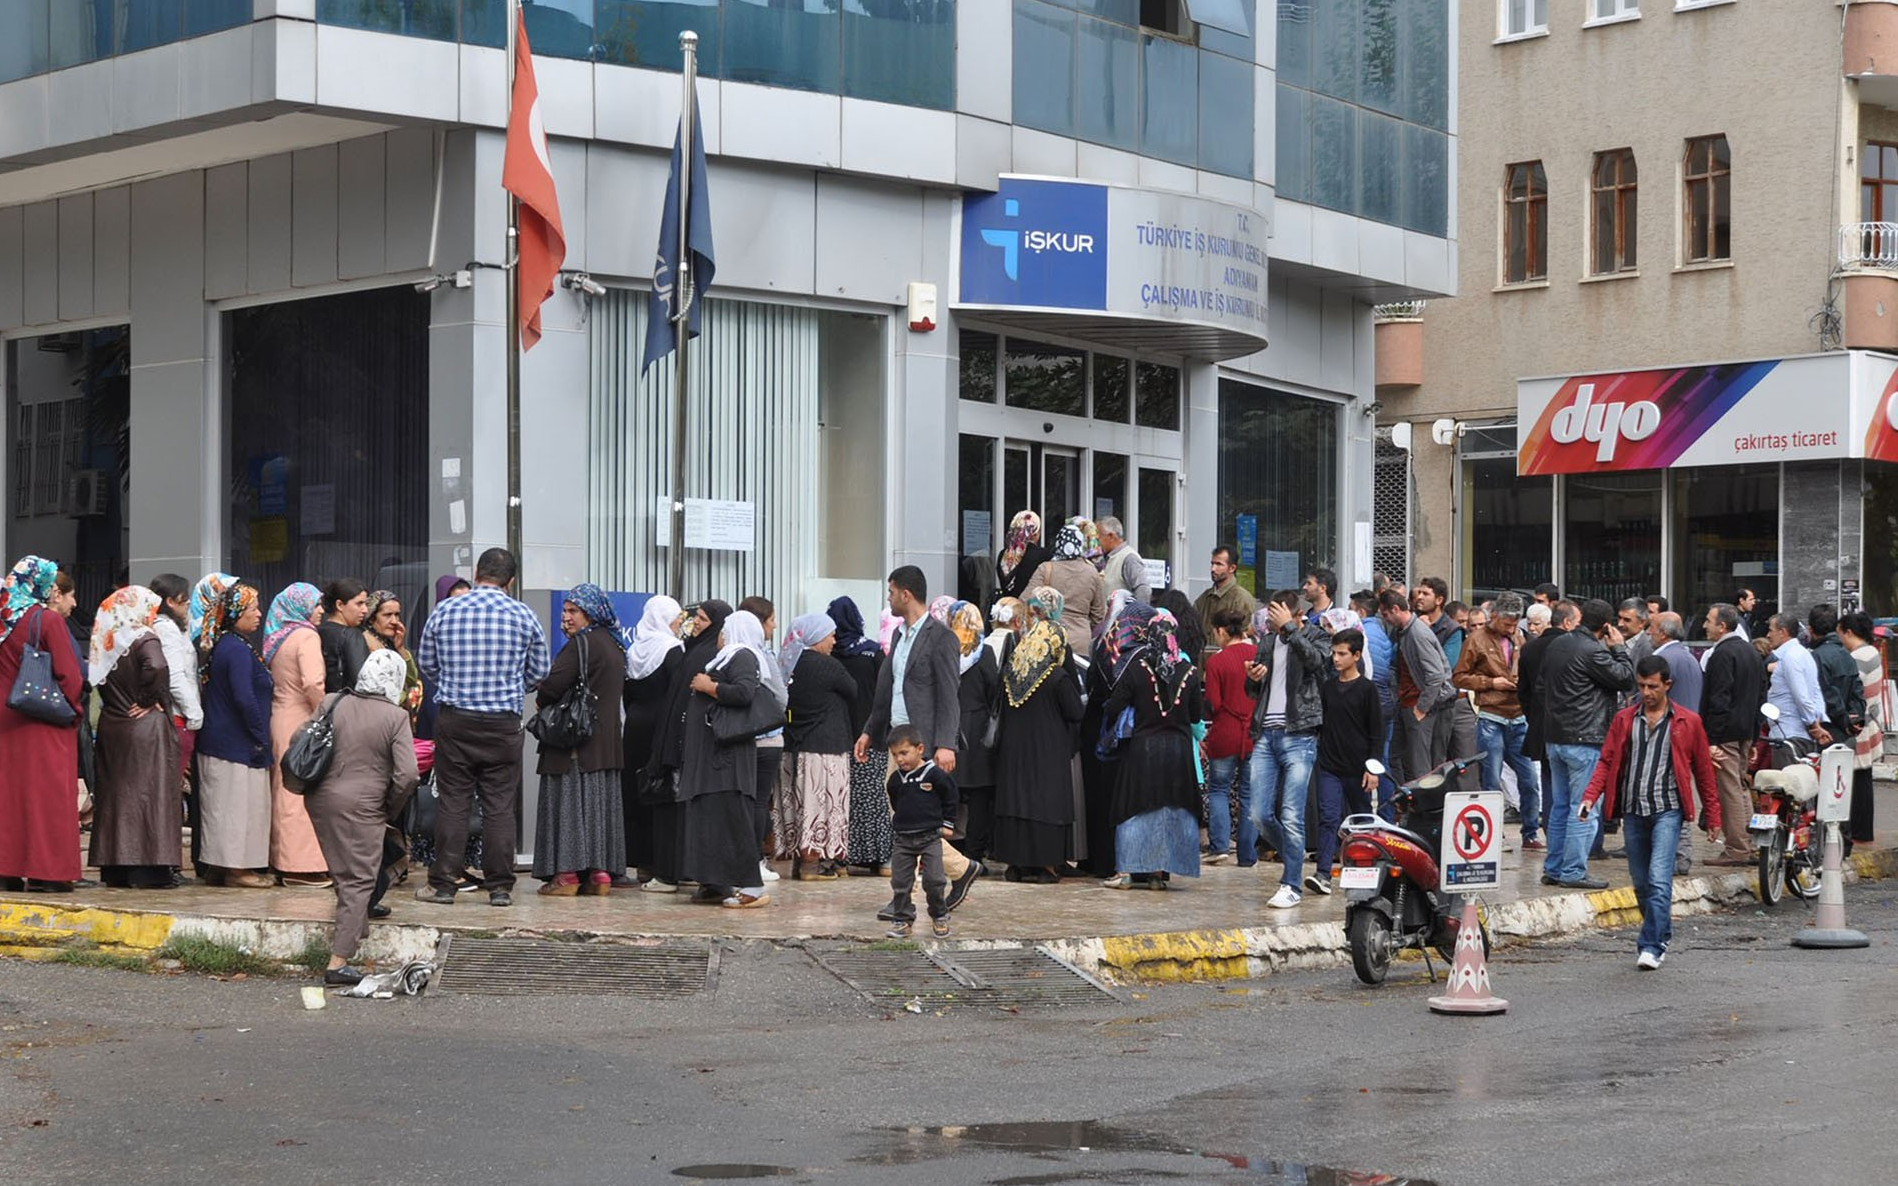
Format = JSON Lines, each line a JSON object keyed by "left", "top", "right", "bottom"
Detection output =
{"left": 655, "top": 497, "right": 754, "bottom": 552}
{"left": 1263, "top": 550, "right": 1300, "bottom": 590}
{"left": 1143, "top": 559, "right": 1170, "bottom": 590}
{"left": 300, "top": 484, "right": 336, "bottom": 535}
{"left": 962, "top": 510, "right": 991, "bottom": 557}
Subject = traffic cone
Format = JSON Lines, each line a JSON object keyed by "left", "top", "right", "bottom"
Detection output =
{"left": 1428, "top": 899, "right": 1508, "bottom": 1015}
{"left": 1792, "top": 822, "right": 1869, "bottom": 949}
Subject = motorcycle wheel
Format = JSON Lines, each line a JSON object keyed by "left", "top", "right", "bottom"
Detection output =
{"left": 1757, "top": 827, "right": 1786, "bottom": 907}
{"left": 1786, "top": 837, "right": 1822, "bottom": 901}
{"left": 1347, "top": 908, "right": 1394, "bottom": 986}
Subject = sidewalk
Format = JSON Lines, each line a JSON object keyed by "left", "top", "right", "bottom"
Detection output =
{"left": 5, "top": 784, "right": 1895, "bottom": 984}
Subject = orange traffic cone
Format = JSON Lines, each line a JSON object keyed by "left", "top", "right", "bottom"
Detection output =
{"left": 1428, "top": 899, "right": 1507, "bottom": 1015}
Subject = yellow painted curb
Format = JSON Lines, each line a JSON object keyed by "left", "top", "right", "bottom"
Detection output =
{"left": 0, "top": 901, "right": 176, "bottom": 954}
{"left": 1100, "top": 929, "right": 1252, "bottom": 983}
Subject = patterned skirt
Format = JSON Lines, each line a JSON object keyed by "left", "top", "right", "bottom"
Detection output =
{"left": 846, "top": 749, "right": 893, "bottom": 868}
{"left": 775, "top": 751, "right": 851, "bottom": 861}
{"left": 532, "top": 768, "right": 628, "bottom": 878}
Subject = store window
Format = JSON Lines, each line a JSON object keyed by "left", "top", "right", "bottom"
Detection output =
{"left": 1673, "top": 466, "right": 1777, "bottom": 626}
{"left": 1004, "top": 338, "right": 1086, "bottom": 418}
{"left": 1463, "top": 459, "right": 1552, "bottom": 601}
{"left": 1562, "top": 471, "right": 1662, "bottom": 606}
{"left": 1865, "top": 464, "right": 1898, "bottom": 618}
{"left": 1217, "top": 380, "right": 1338, "bottom": 596}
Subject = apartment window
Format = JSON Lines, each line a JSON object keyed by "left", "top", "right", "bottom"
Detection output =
{"left": 1863, "top": 142, "right": 1898, "bottom": 222}
{"left": 1589, "top": 0, "right": 1639, "bottom": 20}
{"left": 1683, "top": 134, "right": 1731, "bottom": 262}
{"left": 1500, "top": 0, "right": 1547, "bottom": 37}
{"left": 1504, "top": 161, "right": 1548, "bottom": 284}
{"left": 1592, "top": 149, "right": 1638, "bottom": 273}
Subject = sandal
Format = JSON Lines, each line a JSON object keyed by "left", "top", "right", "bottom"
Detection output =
{"left": 1100, "top": 874, "right": 1134, "bottom": 889}
{"left": 721, "top": 892, "right": 771, "bottom": 909}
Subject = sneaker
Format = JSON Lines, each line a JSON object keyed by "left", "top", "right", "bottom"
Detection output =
{"left": 368, "top": 903, "right": 393, "bottom": 919}
{"left": 944, "top": 863, "right": 980, "bottom": 912}
{"left": 413, "top": 885, "right": 455, "bottom": 905}
{"left": 885, "top": 921, "right": 913, "bottom": 939}
{"left": 1266, "top": 884, "right": 1302, "bottom": 909}
{"left": 455, "top": 877, "right": 485, "bottom": 894}
{"left": 1303, "top": 872, "right": 1332, "bottom": 896}
{"left": 1557, "top": 876, "right": 1609, "bottom": 890}
{"left": 1522, "top": 838, "right": 1547, "bottom": 852}
{"left": 640, "top": 879, "right": 680, "bottom": 894}
{"left": 759, "top": 862, "right": 781, "bottom": 883}
{"left": 1656, "top": 948, "right": 1667, "bottom": 965}
{"left": 1203, "top": 851, "right": 1231, "bottom": 866}
{"left": 1636, "top": 950, "right": 1660, "bottom": 971}
{"left": 931, "top": 918, "right": 951, "bottom": 938}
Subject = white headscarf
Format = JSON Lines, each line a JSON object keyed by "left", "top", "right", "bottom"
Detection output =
{"left": 625, "top": 594, "right": 684, "bottom": 680}
{"left": 355, "top": 647, "right": 408, "bottom": 707}
{"left": 708, "top": 610, "right": 783, "bottom": 701}
{"left": 89, "top": 586, "right": 162, "bottom": 686}
{"left": 777, "top": 612, "right": 836, "bottom": 685}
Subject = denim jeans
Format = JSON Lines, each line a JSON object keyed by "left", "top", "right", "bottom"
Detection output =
{"left": 1312, "top": 769, "right": 1372, "bottom": 876}
{"left": 1204, "top": 754, "right": 1258, "bottom": 862}
{"left": 1621, "top": 809, "right": 1683, "bottom": 957}
{"left": 1247, "top": 729, "right": 1317, "bottom": 890}
{"left": 1544, "top": 743, "right": 1602, "bottom": 882}
{"left": 1477, "top": 715, "right": 1542, "bottom": 842}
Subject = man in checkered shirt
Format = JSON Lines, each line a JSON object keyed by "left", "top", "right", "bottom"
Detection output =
{"left": 415, "top": 547, "right": 550, "bottom": 907}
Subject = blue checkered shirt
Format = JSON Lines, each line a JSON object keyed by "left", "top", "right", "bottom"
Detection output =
{"left": 416, "top": 585, "right": 551, "bottom": 716}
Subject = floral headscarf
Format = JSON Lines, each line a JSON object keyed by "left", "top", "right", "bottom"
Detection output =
{"left": 1027, "top": 585, "right": 1066, "bottom": 624}
{"left": 928, "top": 595, "right": 957, "bottom": 630}
{"left": 1098, "top": 599, "right": 1161, "bottom": 685}
{"left": 998, "top": 510, "right": 1042, "bottom": 579}
{"left": 566, "top": 582, "right": 632, "bottom": 651}
{"left": 949, "top": 601, "right": 986, "bottom": 673}
{"left": 90, "top": 586, "right": 162, "bottom": 685}
{"left": 198, "top": 583, "right": 261, "bottom": 683}
{"left": 626, "top": 594, "right": 684, "bottom": 680}
{"left": 1139, "top": 609, "right": 1188, "bottom": 709}
{"left": 355, "top": 647, "right": 409, "bottom": 707}
{"left": 778, "top": 612, "right": 836, "bottom": 683}
{"left": 1097, "top": 588, "right": 1134, "bottom": 643}
{"left": 188, "top": 572, "right": 237, "bottom": 644}
{"left": 262, "top": 583, "right": 322, "bottom": 664}
{"left": 1051, "top": 524, "right": 1088, "bottom": 562}
{"left": 1065, "top": 516, "right": 1104, "bottom": 569}
{"left": 1004, "top": 617, "right": 1069, "bottom": 708}
{"left": 0, "top": 555, "right": 58, "bottom": 644}
{"left": 827, "top": 597, "right": 880, "bottom": 659}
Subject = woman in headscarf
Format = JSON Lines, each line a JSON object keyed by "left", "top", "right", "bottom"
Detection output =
{"left": 194, "top": 583, "right": 276, "bottom": 889}
{"left": 148, "top": 575, "right": 202, "bottom": 776}
{"left": 680, "top": 609, "right": 772, "bottom": 908}
{"left": 531, "top": 583, "right": 629, "bottom": 896}
{"left": 1080, "top": 598, "right": 1163, "bottom": 877}
{"left": 1153, "top": 587, "right": 1207, "bottom": 668}
{"left": 1028, "top": 524, "right": 1109, "bottom": 655}
{"left": 188, "top": 572, "right": 236, "bottom": 649}
{"left": 305, "top": 648, "right": 420, "bottom": 986}
{"left": 414, "top": 576, "right": 471, "bottom": 741}
{"left": 738, "top": 596, "right": 787, "bottom": 887}
{"left": 620, "top": 594, "right": 684, "bottom": 883}
{"left": 0, "top": 557, "right": 85, "bottom": 893}
{"left": 362, "top": 590, "right": 423, "bottom": 717}
{"left": 949, "top": 601, "right": 1002, "bottom": 870}
{"left": 1099, "top": 610, "right": 1208, "bottom": 889}
{"left": 779, "top": 611, "right": 857, "bottom": 878}
{"left": 261, "top": 581, "right": 332, "bottom": 888}
{"left": 1067, "top": 515, "right": 1105, "bottom": 570}
{"left": 88, "top": 586, "right": 180, "bottom": 889}
{"left": 640, "top": 599, "right": 732, "bottom": 892}
{"left": 830, "top": 596, "right": 893, "bottom": 875}
{"left": 995, "top": 510, "right": 1049, "bottom": 602}
{"left": 985, "top": 596, "right": 1026, "bottom": 665}
{"left": 991, "top": 604, "right": 1085, "bottom": 883}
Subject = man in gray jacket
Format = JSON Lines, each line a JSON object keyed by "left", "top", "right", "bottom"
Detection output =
{"left": 1377, "top": 588, "right": 1458, "bottom": 786}
{"left": 856, "top": 565, "right": 962, "bottom": 773}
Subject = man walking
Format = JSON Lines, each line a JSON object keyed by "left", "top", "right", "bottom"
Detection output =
{"left": 415, "top": 547, "right": 550, "bottom": 908}
{"left": 1194, "top": 546, "right": 1256, "bottom": 652}
{"left": 1453, "top": 592, "right": 1542, "bottom": 851}
{"left": 1537, "top": 598, "right": 1634, "bottom": 890}
{"left": 1377, "top": 588, "right": 1457, "bottom": 784}
{"left": 1096, "top": 517, "right": 1150, "bottom": 603}
{"left": 1245, "top": 590, "right": 1331, "bottom": 908}
{"left": 1765, "top": 613, "right": 1830, "bottom": 746}
{"left": 1701, "top": 603, "right": 1766, "bottom": 866}
{"left": 1581, "top": 657, "right": 1721, "bottom": 970}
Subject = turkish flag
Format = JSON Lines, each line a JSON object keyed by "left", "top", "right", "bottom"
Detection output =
{"left": 502, "top": 6, "right": 565, "bottom": 351}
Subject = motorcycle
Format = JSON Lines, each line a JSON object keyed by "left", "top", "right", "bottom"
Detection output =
{"left": 1338, "top": 754, "right": 1492, "bottom": 986}
{"left": 1749, "top": 704, "right": 1823, "bottom": 907}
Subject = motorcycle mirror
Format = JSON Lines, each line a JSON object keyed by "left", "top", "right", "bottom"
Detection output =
{"left": 1760, "top": 702, "right": 1781, "bottom": 722}
{"left": 1365, "top": 759, "right": 1386, "bottom": 777}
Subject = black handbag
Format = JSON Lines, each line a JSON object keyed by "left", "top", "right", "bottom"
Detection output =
{"left": 528, "top": 630, "right": 596, "bottom": 750}
{"left": 406, "top": 771, "right": 486, "bottom": 840}
{"left": 7, "top": 610, "right": 77, "bottom": 726}
{"left": 709, "top": 684, "right": 785, "bottom": 744}
{"left": 282, "top": 692, "right": 346, "bottom": 794}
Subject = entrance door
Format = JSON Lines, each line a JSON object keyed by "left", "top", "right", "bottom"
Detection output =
{"left": 1041, "top": 447, "right": 1080, "bottom": 527}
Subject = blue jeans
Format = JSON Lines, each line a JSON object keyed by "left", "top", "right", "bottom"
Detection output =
{"left": 1312, "top": 769, "right": 1372, "bottom": 876}
{"left": 1376, "top": 717, "right": 1400, "bottom": 820}
{"left": 1477, "top": 715, "right": 1542, "bottom": 842}
{"left": 1622, "top": 809, "right": 1683, "bottom": 957}
{"left": 1544, "top": 743, "right": 1603, "bottom": 882}
{"left": 1247, "top": 729, "right": 1317, "bottom": 890}
{"left": 1203, "top": 754, "right": 1258, "bottom": 860}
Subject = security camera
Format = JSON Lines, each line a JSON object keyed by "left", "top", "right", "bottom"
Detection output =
{"left": 562, "top": 273, "right": 608, "bottom": 297}
{"left": 414, "top": 276, "right": 444, "bottom": 294}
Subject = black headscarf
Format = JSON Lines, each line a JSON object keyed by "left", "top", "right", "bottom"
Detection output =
{"left": 827, "top": 596, "right": 881, "bottom": 660}
{"left": 645, "top": 599, "right": 733, "bottom": 774}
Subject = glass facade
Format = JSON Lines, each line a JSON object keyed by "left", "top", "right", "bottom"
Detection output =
{"left": 1463, "top": 459, "right": 1551, "bottom": 601}
{"left": 1672, "top": 466, "right": 1778, "bottom": 626}
{"left": 1562, "top": 472, "right": 1662, "bottom": 607}
{"left": 1276, "top": 0, "right": 1450, "bottom": 236}
{"left": 1012, "top": 0, "right": 1257, "bottom": 178}
{"left": 1217, "top": 380, "right": 1338, "bottom": 598}
{"left": 3, "top": 0, "right": 249, "bottom": 82}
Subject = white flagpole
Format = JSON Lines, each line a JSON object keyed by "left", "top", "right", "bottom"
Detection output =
{"left": 667, "top": 30, "right": 698, "bottom": 604}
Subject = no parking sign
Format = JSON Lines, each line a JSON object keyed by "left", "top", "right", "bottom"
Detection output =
{"left": 1439, "top": 791, "right": 1504, "bottom": 894}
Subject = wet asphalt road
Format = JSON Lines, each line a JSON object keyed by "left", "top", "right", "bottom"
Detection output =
{"left": 2, "top": 884, "right": 1895, "bottom": 1186}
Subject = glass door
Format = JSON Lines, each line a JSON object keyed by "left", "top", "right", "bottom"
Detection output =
{"left": 1041, "top": 446, "right": 1081, "bottom": 526}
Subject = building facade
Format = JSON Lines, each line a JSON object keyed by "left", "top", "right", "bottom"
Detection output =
{"left": 1383, "top": 0, "right": 1898, "bottom": 625}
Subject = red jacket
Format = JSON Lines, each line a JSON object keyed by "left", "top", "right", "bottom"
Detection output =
{"left": 1581, "top": 703, "right": 1722, "bottom": 830}
{"left": 1203, "top": 644, "right": 1257, "bottom": 760}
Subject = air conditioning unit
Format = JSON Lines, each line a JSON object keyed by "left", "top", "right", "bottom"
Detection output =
{"left": 63, "top": 469, "right": 111, "bottom": 518}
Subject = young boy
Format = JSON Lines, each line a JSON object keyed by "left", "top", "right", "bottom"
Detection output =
{"left": 883, "top": 725, "right": 960, "bottom": 939}
{"left": 1311, "top": 628, "right": 1384, "bottom": 895}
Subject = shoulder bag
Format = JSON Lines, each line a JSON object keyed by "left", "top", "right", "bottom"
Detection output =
{"left": 709, "top": 682, "right": 786, "bottom": 744}
{"left": 528, "top": 630, "right": 597, "bottom": 750}
{"left": 282, "top": 691, "right": 347, "bottom": 794}
{"left": 7, "top": 609, "right": 77, "bottom": 726}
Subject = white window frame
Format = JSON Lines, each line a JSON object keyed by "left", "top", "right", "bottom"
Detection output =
{"left": 1586, "top": 0, "right": 1640, "bottom": 25}
{"left": 1499, "top": 0, "right": 1548, "bottom": 40}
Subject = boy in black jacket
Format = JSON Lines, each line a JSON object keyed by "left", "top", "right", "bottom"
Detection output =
{"left": 884, "top": 725, "right": 959, "bottom": 938}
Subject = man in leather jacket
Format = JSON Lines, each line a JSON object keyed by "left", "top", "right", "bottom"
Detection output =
{"left": 1245, "top": 589, "right": 1332, "bottom": 909}
{"left": 1535, "top": 597, "right": 1634, "bottom": 890}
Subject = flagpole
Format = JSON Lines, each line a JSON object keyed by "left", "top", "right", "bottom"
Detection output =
{"left": 667, "top": 30, "right": 698, "bottom": 604}
{"left": 504, "top": 0, "right": 525, "bottom": 585}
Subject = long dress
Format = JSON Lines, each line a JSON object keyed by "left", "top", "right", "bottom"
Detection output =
{"left": 953, "top": 647, "right": 1001, "bottom": 862}
{"left": 532, "top": 627, "right": 628, "bottom": 878}
{"left": 677, "top": 649, "right": 762, "bottom": 891}
{"left": 645, "top": 631, "right": 726, "bottom": 885}
{"left": 268, "top": 627, "right": 329, "bottom": 875}
{"left": 1102, "top": 661, "right": 1208, "bottom": 878}
{"left": 992, "top": 661, "right": 1085, "bottom": 871}
{"left": 1078, "top": 655, "right": 1118, "bottom": 875}
{"left": 0, "top": 605, "right": 85, "bottom": 883}
{"left": 90, "top": 634, "right": 180, "bottom": 885}
{"left": 839, "top": 649, "right": 891, "bottom": 868}
{"left": 622, "top": 648, "right": 683, "bottom": 872}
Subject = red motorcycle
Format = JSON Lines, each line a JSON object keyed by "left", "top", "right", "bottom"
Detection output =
{"left": 1338, "top": 755, "right": 1491, "bottom": 986}
{"left": 1749, "top": 736, "right": 1823, "bottom": 907}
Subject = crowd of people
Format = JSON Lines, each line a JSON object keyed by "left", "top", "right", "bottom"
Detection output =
{"left": 0, "top": 521, "right": 1886, "bottom": 979}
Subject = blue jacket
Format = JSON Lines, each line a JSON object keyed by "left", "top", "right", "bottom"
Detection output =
{"left": 198, "top": 634, "right": 275, "bottom": 767}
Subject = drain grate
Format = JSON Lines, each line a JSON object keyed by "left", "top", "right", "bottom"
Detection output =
{"left": 810, "top": 944, "right": 1121, "bottom": 1010}
{"left": 435, "top": 935, "right": 717, "bottom": 998}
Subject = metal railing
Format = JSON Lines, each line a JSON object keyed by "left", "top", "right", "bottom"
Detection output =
{"left": 1840, "top": 222, "right": 1898, "bottom": 269}
{"left": 1373, "top": 300, "right": 1426, "bottom": 321}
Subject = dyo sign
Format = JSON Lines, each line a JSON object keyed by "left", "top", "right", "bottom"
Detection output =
{"left": 1549, "top": 383, "right": 1662, "bottom": 462}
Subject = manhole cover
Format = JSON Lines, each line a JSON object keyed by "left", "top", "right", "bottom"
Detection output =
{"left": 435, "top": 935, "right": 717, "bottom": 997}
{"left": 810, "top": 944, "right": 1121, "bottom": 1009}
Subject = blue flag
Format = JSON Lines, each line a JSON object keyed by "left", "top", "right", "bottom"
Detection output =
{"left": 642, "top": 93, "right": 716, "bottom": 375}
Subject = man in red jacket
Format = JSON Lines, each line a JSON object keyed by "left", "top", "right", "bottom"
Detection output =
{"left": 1581, "top": 655, "right": 1722, "bottom": 970}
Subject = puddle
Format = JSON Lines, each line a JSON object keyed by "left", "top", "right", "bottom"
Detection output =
{"left": 857, "top": 1120, "right": 1438, "bottom": 1184}
{"left": 670, "top": 1166, "right": 801, "bottom": 1180}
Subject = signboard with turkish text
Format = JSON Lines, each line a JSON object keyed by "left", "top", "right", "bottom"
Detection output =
{"left": 1439, "top": 791, "right": 1504, "bottom": 895}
